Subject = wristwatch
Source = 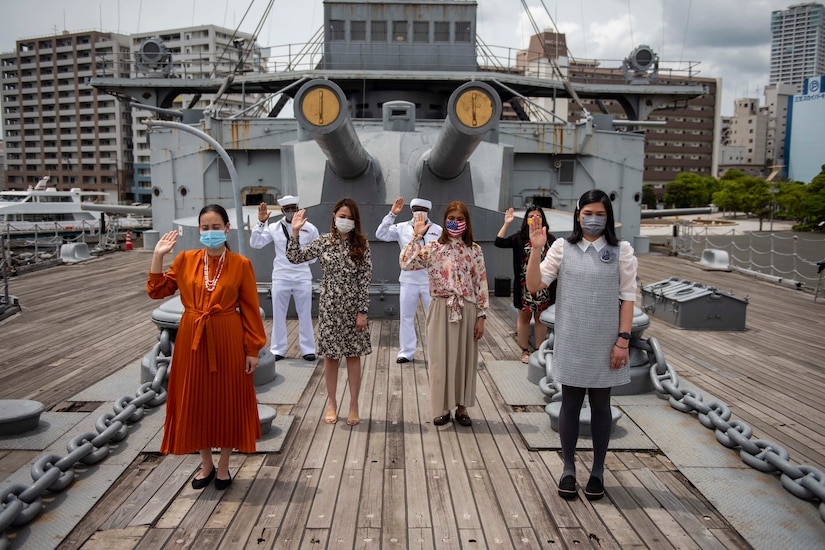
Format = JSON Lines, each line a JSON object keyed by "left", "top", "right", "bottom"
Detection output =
{"left": 478, "top": 315, "right": 487, "bottom": 320}
{"left": 618, "top": 332, "right": 631, "bottom": 340}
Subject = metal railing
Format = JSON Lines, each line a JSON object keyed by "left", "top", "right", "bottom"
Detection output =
{"left": 673, "top": 223, "right": 825, "bottom": 291}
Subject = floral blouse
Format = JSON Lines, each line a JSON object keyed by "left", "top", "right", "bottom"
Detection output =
{"left": 400, "top": 237, "right": 489, "bottom": 322}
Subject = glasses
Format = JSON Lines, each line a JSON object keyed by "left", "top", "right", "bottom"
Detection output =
{"left": 281, "top": 206, "right": 298, "bottom": 212}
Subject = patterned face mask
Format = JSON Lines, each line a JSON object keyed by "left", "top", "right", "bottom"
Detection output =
{"left": 445, "top": 220, "right": 466, "bottom": 236}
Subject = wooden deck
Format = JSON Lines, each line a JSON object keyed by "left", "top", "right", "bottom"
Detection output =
{"left": 2, "top": 248, "right": 823, "bottom": 549}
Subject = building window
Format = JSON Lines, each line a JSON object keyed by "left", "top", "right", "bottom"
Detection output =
{"left": 371, "top": 20, "right": 387, "bottom": 42}
{"left": 351, "top": 20, "right": 366, "bottom": 41}
{"left": 413, "top": 22, "right": 429, "bottom": 43}
{"left": 455, "top": 21, "right": 472, "bottom": 42}
{"left": 329, "top": 20, "right": 345, "bottom": 41}
{"left": 393, "top": 21, "right": 407, "bottom": 42}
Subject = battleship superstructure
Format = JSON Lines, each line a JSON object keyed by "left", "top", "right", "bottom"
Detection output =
{"left": 91, "top": 0, "right": 707, "bottom": 316}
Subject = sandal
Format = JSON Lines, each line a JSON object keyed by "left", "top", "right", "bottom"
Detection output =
{"left": 433, "top": 411, "right": 452, "bottom": 426}
{"left": 455, "top": 408, "right": 472, "bottom": 427}
{"left": 521, "top": 349, "right": 530, "bottom": 364}
{"left": 347, "top": 411, "right": 360, "bottom": 426}
{"left": 324, "top": 408, "right": 338, "bottom": 424}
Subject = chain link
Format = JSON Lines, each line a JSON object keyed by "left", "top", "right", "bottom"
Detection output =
{"left": 537, "top": 331, "right": 825, "bottom": 523}
{"left": 1, "top": 342, "right": 172, "bottom": 542}
{"left": 647, "top": 343, "right": 825, "bottom": 522}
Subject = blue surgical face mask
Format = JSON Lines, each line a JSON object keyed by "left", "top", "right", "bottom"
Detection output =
{"left": 200, "top": 229, "right": 227, "bottom": 249}
{"left": 581, "top": 215, "right": 607, "bottom": 238}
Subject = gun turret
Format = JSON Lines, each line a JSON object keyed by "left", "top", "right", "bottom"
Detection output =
{"left": 425, "top": 81, "right": 502, "bottom": 180}
{"left": 294, "top": 79, "right": 372, "bottom": 180}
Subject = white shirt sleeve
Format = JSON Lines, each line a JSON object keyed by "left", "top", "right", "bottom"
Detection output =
{"left": 539, "top": 237, "right": 565, "bottom": 287}
{"left": 618, "top": 241, "right": 638, "bottom": 301}
{"left": 375, "top": 212, "right": 400, "bottom": 242}
{"left": 249, "top": 220, "right": 273, "bottom": 248}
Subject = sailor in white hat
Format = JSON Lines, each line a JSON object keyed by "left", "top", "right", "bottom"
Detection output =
{"left": 375, "top": 197, "right": 442, "bottom": 363}
{"left": 250, "top": 195, "right": 319, "bottom": 361}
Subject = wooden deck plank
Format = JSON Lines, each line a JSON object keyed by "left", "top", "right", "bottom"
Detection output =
{"left": 4, "top": 251, "right": 789, "bottom": 549}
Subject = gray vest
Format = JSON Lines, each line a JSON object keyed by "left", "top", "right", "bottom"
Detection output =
{"left": 552, "top": 240, "right": 629, "bottom": 388}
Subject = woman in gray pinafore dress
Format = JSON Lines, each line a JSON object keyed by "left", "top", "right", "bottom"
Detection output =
{"left": 525, "top": 189, "right": 638, "bottom": 502}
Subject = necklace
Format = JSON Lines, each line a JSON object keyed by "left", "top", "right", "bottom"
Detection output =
{"left": 203, "top": 249, "right": 226, "bottom": 292}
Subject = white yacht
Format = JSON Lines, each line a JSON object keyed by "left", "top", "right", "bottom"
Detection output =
{"left": 0, "top": 177, "right": 110, "bottom": 235}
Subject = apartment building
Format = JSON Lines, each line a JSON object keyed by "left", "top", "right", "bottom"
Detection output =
{"left": 129, "top": 25, "right": 262, "bottom": 203}
{"left": 1, "top": 31, "right": 133, "bottom": 197}
{"left": 770, "top": 2, "right": 825, "bottom": 92}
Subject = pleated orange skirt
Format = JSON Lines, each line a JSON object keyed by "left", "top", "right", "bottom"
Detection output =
{"left": 160, "top": 309, "right": 260, "bottom": 454}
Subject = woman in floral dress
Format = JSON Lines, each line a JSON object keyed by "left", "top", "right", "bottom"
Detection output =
{"left": 494, "top": 206, "right": 557, "bottom": 362}
{"left": 287, "top": 198, "right": 372, "bottom": 426}
{"left": 400, "top": 201, "right": 489, "bottom": 427}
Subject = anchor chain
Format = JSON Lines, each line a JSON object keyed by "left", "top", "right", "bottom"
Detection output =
{"left": 647, "top": 339, "right": 825, "bottom": 523}
{"left": 0, "top": 335, "right": 173, "bottom": 544}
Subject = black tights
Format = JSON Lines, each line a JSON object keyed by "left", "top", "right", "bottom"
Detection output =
{"left": 558, "top": 385, "right": 612, "bottom": 480}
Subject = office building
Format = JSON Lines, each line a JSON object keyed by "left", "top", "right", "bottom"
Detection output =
{"left": 770, "top": 3, "right": 825, "bottom": 92}
{"left": 1, "top": 31, "right": 133, "bottom": 196}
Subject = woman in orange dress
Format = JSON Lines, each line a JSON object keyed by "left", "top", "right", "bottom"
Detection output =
{"left": 147, "top": 204, "right": 266, "bottom": 490}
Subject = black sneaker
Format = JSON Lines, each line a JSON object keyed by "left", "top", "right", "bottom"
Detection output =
{"left": 584, "top": 476, "right": 604, "bottom": 501}
{"left": 558, "top": 475, "right": 577, "bottom": 500}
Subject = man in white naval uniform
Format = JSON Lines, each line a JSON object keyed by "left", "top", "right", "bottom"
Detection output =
{"left": 250, "top": 195, "right": 319, "bottom": 361}
{"left": 376, "top": 197, "right": 442, "bottom": 363}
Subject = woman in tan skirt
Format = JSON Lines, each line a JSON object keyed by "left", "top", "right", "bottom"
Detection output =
{"left": 400, "top": 201, "right": 489, "bottom": 426}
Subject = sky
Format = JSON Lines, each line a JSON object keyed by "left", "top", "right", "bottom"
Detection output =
{"left": 0, "top": 0, "right": 804, "bottom": 118}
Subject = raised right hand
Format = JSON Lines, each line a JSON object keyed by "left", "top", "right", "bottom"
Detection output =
{"left": 390, "top": 197, "right": 405, "bottom": 216}
{"left": 504, "top": 207, "right": 515, "bottom": 225}
{"left": 529, "top": 217, "right": 547, "bottom": 248}
{"left": 154, "top": 230, "right": 178, "bottom": 256}
{"left": 413, "top": 213, "right": 431, "bottom": 237}
{"left": 290, "top": 209, "right": 307, "bottom": 235}
{"left": 257, "top": 202, "right": 270, "bottom": 223}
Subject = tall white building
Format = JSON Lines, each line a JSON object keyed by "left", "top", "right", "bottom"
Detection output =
{"left": 1, "top": 31, "right": 133, "bottom": 195}
{"left": 770, "top": 3, "right": 825, "bottom": 91}
{"left": 129, "top": 25, "right": 266, "bottom": 203}
{"left": 763, "top": 83, "right": 796, "bottom": 177}
{"left": 725, "top": 97, "right": 768, "bottom": 173}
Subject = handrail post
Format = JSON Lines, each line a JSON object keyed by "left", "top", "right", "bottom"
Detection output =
{"left": 145, "top": 118, "right": 248, "bottom": 257}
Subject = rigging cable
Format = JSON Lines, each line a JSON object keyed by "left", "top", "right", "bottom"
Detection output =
{"left": 627, "top": 0, "right": 635, "bottom": 49}
{"left": 520, "top": 0, "right": 590, "bottom": 118}
{"left": 679, "top": 0, "right": 692, "bottom": 70}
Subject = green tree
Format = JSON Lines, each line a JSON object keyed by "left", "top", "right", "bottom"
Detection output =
{"left": 663, "top": 173, "right": 717, "bottom": 208}
{"left": 641, "top": 185, "right": 658, "bottom": 209}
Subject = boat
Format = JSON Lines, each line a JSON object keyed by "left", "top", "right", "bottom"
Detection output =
{"left": 0, "top": 177, "right": 110, "bottom": 236}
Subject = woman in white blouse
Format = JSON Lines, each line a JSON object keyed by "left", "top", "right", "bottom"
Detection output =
{"left": 525, "top": 189, "right": 637, "bottom": 502}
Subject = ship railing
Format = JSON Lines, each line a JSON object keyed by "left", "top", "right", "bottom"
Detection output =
{"left": 674, "top": 223, "right": 825, "bottom": 292}
{"left": 90, "top": 38, "right": 701, "bottom": 84}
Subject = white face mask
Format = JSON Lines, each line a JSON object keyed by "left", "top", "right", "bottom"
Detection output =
{"left": 335, "top": 217, "right": 355, "bottom": 234}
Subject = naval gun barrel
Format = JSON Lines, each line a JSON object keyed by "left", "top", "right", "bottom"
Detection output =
{"left": 294, "top": 79, "right": 371, "bottom": 179}
{"left": 426, "top": 81, "right": 503, "bottom": 180}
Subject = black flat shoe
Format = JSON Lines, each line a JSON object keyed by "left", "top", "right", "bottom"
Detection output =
{"left": 274, "top": 354, "right": 285, "bottom": 361}
{"left": 303, "top": 354, "right": 316, "bottom": 361}
{"left": 584, "top": 476, "right": 604, "bottom": 501}
{"left": 191, "top": 466, "right": 215, "bottom": 490}
{"left": 215, "top": 473, "right": 233, "bottom": 491}
{"left": 433, "top": 411, "right": 451, "bottom": 426}
{"left": 558, "top": 475, "right": 577, "bottom": 500}
{"left": 396, "top": 356, "right": 411, "bottom": 364}
{"left": 455, "top": 409, "right": 472, "bottom": 427}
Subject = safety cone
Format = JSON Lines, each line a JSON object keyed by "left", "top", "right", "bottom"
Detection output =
{"left": 125, "top": 230, "right": 133, "bottom": 251}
